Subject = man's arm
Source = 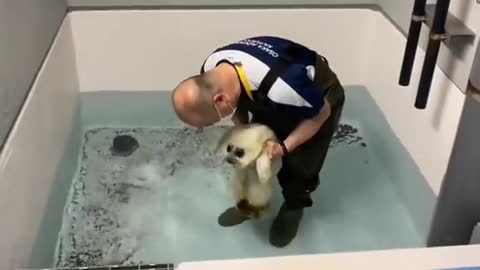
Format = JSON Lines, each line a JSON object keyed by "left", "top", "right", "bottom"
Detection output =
{"left": 282, "top": 98, "right": 331, "bottom": 153}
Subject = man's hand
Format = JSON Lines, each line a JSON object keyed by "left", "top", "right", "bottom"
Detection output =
{"left": 265, "top": 140, "right": 286, "bottom": 159}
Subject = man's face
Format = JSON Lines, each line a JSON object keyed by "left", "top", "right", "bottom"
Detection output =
{"left": 172, "top": 95, "right": 221, "bottom": 128}
{"left": 172, "top": 78, "right": 235, "bottom": 128}
{"left": 185, "top": 112, "right": 220, "bottom": 128}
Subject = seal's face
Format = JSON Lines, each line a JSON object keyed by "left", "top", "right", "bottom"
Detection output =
{"left": 216, "top": 124, "right": 277, "bottom": 169}
{"left": 224, "top": 143, "right": 246, "bottom": 166}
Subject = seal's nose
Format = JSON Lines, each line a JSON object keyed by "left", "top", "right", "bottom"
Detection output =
{"left": 226, "top": 156, "right": 235, "bottom": 164}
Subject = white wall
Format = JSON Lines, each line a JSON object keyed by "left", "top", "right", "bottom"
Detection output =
{"left": 0, "top": 0, "right": 66, "bottom": 150}
{"left": 67, "top": 0, "right": 375, "bottom": 7}
{"left": 364, "top": 10, "right": 465, "bottom": 197}
{"left": 177, "top": 244, "right": 480, "bottom": 270}
{"left": 365, "top": 1, "right": 480, "bottom": 194}
{"left": 69, "top": 9, "right": 373, "bottom": 92}
{"left": 0, "top": 17, "right": 80, "bottom": 270}
{"left": 379, "top": 0, "right": 480, "bottom": 92}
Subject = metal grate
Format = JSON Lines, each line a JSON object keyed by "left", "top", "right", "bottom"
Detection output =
{"left": 18, "top": 263, "right": 175, "bottom": 270}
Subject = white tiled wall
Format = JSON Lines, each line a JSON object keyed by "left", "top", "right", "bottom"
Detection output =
{"left": 0, "top": 17, "right": 79, "bottom": 270}
{"left": 69, "top": 9, "right": 373, "bottom": 92}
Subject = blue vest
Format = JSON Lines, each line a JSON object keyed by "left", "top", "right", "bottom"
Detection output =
{"left": 200, "top": 36, "right": 326, "bottom": 121}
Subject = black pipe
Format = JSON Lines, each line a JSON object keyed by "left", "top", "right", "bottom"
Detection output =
{"left": 399, "top": 0, "right": 427, "bottom": 86}
{"left": 415, "top": 0, "right": 451, "bottom": 109}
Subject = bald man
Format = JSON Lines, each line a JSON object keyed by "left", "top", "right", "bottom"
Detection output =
{"left": 172, "top": 36, "right": 345, "bottom": 247}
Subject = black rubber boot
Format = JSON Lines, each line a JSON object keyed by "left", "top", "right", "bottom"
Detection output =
{"left": 217, "top": 207, "right": 250, "bottom": 227}
{"left": 269, "top": 202, "right": 304, "bottom": 247}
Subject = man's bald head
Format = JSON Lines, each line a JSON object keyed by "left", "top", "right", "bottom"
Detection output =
{"left": 172, "top": 74, "right": 220, "bottom": 127}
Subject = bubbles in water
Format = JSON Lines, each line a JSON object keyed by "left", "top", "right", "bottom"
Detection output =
{"left": 55, "top": 123, "right": 376, "bottom": 268}
{"left": 55, "top": 126, "right": 234, "bottom": 267}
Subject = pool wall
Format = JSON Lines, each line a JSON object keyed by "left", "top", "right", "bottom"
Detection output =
{"left": 0, "top": 6, "right": 477, "bottom": 269}
{"left": 0, "top": 17, "right": 80, "bottom": 269}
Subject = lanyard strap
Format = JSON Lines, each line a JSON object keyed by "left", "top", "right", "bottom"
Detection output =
{"left": 233, "top": 64, "right": 254, "bottom": 101}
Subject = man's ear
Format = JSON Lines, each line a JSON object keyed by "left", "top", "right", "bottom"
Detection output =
{"left": 213, "top": 92, "right": 226, "bottom": 103}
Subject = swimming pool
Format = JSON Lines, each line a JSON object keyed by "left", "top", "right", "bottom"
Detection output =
{"left": 49, "top": 86, "right": 433, "bottom": 268}
{"left": 1, "top": 7, "right": 470, "bottom": 270}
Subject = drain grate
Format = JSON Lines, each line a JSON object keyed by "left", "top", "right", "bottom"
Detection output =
{"left": 18, "top": 263, "right": 175, "bottom": 270}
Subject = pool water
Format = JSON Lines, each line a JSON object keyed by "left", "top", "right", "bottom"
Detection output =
{"left": 51, "top": 86, "right": 436, "bottom": 268}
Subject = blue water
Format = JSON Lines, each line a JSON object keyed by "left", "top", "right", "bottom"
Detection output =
{"left": 50, "top": 86, "right": 435, "bottom": 268}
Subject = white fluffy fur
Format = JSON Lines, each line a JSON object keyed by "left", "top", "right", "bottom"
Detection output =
{"left": 216, "top": 124, "right": 282, "bottom": 217}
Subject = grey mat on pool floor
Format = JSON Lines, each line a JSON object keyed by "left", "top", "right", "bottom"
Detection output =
{"left": 54, "top": 123, "right": 423, "bottom": 268}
